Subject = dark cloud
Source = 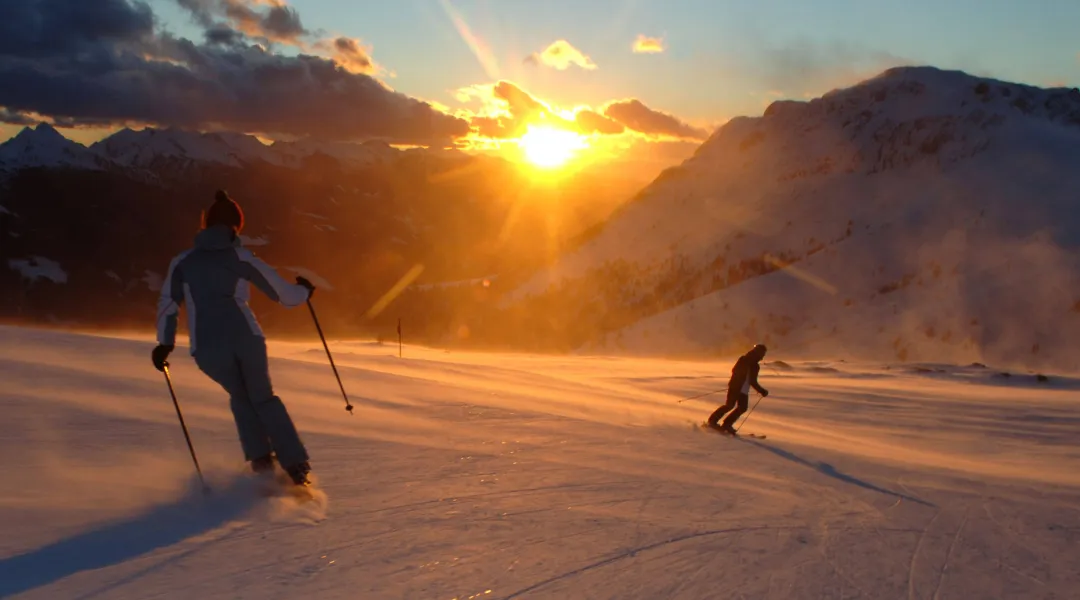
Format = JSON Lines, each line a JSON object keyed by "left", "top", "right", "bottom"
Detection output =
{"left": 175, "top": 0, "right": 216, "bottom": 27}
{"left": 177, "top": 0, "right": 307, "bottom": 45}
{"left": 0, "top": 107, "right": 36, "bottom": 126}
{"left": 0, "top": 0, "right": 469, "bottom": 144}
{"left": 574, "top": 110, "right": 624, "bottom": 135}
{"left": 204, "top": 24, "right": 243, "bottom": 46}
{"left": 0, "top": 0, "right": 155, "bottom": 58}
{"left": 602, "top": 99, "right": 709, "bottom": 140}
{"left": 226, "top": 0, "right": 306, "bottom": 43}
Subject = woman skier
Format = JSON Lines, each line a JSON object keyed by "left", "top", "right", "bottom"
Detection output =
{"left": 151, "top": 190, "right": 316, "bottom": 486}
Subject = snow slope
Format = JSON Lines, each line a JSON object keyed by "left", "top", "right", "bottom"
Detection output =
{"left": 2, "top": 325, "right": 1078, "bottom": 599}
{"left": 509, "top": 67, "right": 1080, "bottom": 369}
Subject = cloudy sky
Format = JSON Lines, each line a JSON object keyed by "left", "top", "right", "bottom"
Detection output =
{"left": 1, "top": 0, "right": 1078, "bottom": 163}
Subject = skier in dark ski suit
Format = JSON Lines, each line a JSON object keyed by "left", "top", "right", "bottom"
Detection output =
{"left": 151, "top": 190, "right": 317, "bottom": 486}
{"left": 707, "top": 344, "right": 770, "bottom": 434}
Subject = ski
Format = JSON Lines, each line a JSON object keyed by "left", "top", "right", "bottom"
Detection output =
{"left": 698, "top": 422, "right": 766, "bottom": 439}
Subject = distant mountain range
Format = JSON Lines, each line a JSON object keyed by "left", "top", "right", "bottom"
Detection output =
{"left": 0, "top": 123, "right": 462, "bottom": 173}
{"left": 0, "top": 124, "right": 639, "bottom": 340}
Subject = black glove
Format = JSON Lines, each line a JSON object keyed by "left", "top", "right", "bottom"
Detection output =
{"left": 296, "top": 276, "right": 315, "bottom": 298}
{"left": 152, "top": 344, "right": 174, "bottom": 372}
{"left": 761, "top": 389, "right": 770, "bottom": 398}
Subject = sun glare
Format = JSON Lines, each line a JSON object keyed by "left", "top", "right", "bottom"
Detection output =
{"left": 519, "top": 125, "right": 586, "bottom": 169}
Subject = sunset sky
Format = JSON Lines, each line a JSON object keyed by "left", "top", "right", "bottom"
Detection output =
{"left": 1, "top": 0, "right": 1079, "bottom": 169}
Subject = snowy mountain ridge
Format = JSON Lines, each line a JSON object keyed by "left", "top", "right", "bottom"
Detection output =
{"left": 0, "top": 125, "right": 421, "bottom": 172}
{"left": 0, "top": 124, "right": 111, "bottom": 171}
{"left": 507, "top": 66, "right": 1080, "bottom": 370}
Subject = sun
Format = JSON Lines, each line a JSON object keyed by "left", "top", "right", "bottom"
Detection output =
{"left": 518, "top": 125, "right": 587, "bottom": 169}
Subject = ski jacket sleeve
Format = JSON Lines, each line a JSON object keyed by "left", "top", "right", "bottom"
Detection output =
{"left": 749, "top": 363, "right": 767, "bottom": 395}
{"left": 156, "top": 252, "right": 188, "bottom": 346}
{"left": 234, "top": 248, "right": 311, "bottom": 308}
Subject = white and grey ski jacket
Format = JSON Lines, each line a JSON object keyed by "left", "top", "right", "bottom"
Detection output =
{"left": 156, "top": 224, "right": 311, "bottom": 354}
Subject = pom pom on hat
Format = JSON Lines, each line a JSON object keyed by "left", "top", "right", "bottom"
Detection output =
{"left": 202, "top": 189, "right": 244, "bottom": 233}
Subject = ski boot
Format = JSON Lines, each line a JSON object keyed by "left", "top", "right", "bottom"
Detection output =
{"left": 285, "top": 461, "right": 313, "bottom": 487}
{"left": 251, "top": 453, "right": 276, "bottom": 475}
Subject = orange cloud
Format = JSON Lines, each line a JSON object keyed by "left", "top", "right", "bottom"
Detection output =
{"left": 325, "top": 37, "right": 375, "bottom": 74}
{"left": 494, "top": 81, "right": 549, "bottom": 117}
{"left": 525, "top": 40, "right": 597, "bottom": 71}
{"left": 574, "top": 110, "right": 625, "bottom": 135}
{"left": 463, "top": 81, "right": 561, "bottom": 138}
{"left": 455, "top": 81, "right": 708, "bottom": 144}
{"left": 178, "top": 0, "right": 308, "bottom": 45}
{"left": 181, "top": 0, "right": 386, "bottom": 76}
{"left": 633, "top": 35, "right": 665, "bottom": 54}
{"left": 602, "top": 99, "right": 709, "bottom": 140}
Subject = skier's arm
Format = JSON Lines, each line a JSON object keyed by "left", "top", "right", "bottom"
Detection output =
{"left": 155, "top": 254, "right": 187, "bottom": 347}
{"left": 749, "top": 364, "right": 768, "bottom": 396}
{"left": 235, "top": 248, "right": 311, "bottom": 308}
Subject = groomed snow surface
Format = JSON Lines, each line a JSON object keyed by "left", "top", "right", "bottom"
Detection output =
{"left": 1, "top": 326, "right": 1077, "bottom": 599}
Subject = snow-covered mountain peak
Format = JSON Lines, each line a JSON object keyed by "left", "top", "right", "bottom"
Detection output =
{"left": 91, "top": 128, "right": 269, "bottom": 168}
{"left": 1, "top": 124, "right": 456, "bottom": 174}
{"left": 507, "top": 66, "right": 1080, "bottom": 369}
{"left": 15, "top": 122, "right": 65, "bottom": 143}
{"left": 90, "top": 126, "right": 409, "bottom": 169}
{"left": 684, "top": 66, "right": 1080, "bottom": 185}
{"left": 760, "top": 66, "right": 1080, "bottom": 124}
{"left": 0, "top": 124, "right": 105, "bottom": 170}
{"left": 269, "top": 137, "right": 400, "bottom": 166}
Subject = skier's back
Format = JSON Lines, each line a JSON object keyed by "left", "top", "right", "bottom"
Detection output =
{"left": 151, "top": 190, "right": 317, "bottom": 486}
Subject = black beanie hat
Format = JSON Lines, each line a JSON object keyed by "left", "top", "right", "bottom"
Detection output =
{"left": 202, "top": 189, "right": 244, "bottom": 233}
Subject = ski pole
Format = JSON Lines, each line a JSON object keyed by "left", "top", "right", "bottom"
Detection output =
{"left": 163, "top": 364, "right": 210, "bottom": 493}
{"left": 735, "top": 392, "right": 767, "bottom": 433}
{"left": 677, "top": 389, "right": 720, "bottom": 404}
{"left": 306, "top": 298, "right": 354, "bottom": 414}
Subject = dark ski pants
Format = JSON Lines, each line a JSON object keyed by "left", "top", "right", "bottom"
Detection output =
{"left": 708, "top": 391, "right": 748, "bottom": 428}
{"left": 194, "top": 335, "right": 309, "bottom": 469}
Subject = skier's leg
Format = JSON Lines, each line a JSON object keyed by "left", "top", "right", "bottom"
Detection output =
{"left": 707, "top": 393, "right": 736, "bottom": 426}
{"left": 721, "top": 393, "right": 749, "bottom": 429}
{"left": 236, "top": 336, "right": 310, "bottom": 472}
{"left": 194, "top": 348, "right": 274, "bottom": 462}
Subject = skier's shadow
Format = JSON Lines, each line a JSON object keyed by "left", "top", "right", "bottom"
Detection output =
{"left": 0, "top": 475, "right": 260, "bottom": 598}
{"left": 740, "top": 438, "right": 935, "bottom": 507}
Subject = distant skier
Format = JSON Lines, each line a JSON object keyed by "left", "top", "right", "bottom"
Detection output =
{"left": 151, "top": 190, "right": 317, "bottom": 486}
{"left": 707, "top": 344, "right": 770, "bottom": 434}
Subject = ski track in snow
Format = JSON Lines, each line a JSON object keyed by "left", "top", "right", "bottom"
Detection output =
{"left": 0, "top": 325, "right": 1078, "bottom": 599}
